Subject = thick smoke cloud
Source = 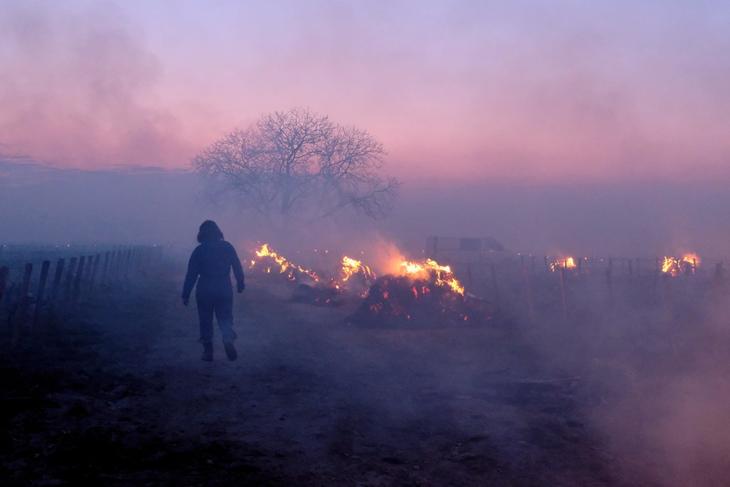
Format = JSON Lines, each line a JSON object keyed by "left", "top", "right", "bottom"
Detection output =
{"left": 3, "top": 1, "right": 730, "bottom": 182}
{"left": 0, "top": 1, "right": 191, "bottom": 167}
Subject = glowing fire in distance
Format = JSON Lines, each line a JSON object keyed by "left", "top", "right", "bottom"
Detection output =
{"left": 250, "top": 243, "right": 320, "bottom": 282}
{"left": 396, "top": 258, "right": 465, "bottom": 296}
{"left": 661, "top": 253, "right": 700, "bottom": 277}
{"left": 549, "top": 257, "right": 577, "bottom": 272}
{"left": 340, "top": 256, "right": 376, "bottom": 283}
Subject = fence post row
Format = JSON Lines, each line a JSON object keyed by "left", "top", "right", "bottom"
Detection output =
{"left": 1, "top": 246, "right": 164, "bottom": 347}
{"left": 0, "top": 245, "right": 721, "bottom": 347}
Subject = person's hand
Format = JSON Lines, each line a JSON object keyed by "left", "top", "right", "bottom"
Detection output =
{"left": 182, "top": 296, "right": 189, "bottom": 306}
{"left": 237, "top": 282, "right": 245, "bottom": 293}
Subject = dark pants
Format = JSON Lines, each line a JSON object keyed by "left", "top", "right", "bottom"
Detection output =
{"left": 196, "top": 291, "right": 236, "bottom": 344}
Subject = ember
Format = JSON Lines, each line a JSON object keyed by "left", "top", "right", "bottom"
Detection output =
{"left": 350, "top": 275, "right": 476, "bottom": 327}
{"left": 249, "top": 243, "right": 320, "bottom": 283}
{"left": 291, "top": 283, "right": 343, "bottom": 307}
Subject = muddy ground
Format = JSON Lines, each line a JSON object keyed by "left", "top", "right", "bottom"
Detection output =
{"left": 2, "top": 269, "right": 724, "bottom": 486}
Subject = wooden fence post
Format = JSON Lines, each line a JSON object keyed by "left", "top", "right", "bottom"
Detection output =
{"left": 558, "top": 266, "right": 568, "bottom": 321}
{"left": 606, "top": 257, "right": 614, "bottom": 307}
{"left": 713, "top": 262, "right": 725, "bottom": 284}
{"left": 33, "top": 260, "right": 51, "bottom": 328}
{"left": 117, "top": 248, "right": 125, "bottom": 281}
{"left": 0, "top": 266, "right": 8, "bottom": 305}
{"left": 110, "top": 250, "right": 119, "bottom": 281}
{"left": 119, "top": 248, "right": 126, "bottom": 281}
{"left": 13, "top": 263, "right": 33, "bottom": 345}
{"left": 89, "top": 254, "right": 100, "bottom": 293}
{"left": 84, "top": 255, "right": 94, "bottom": 282}
{"left": 64, "top": 257, "right": 78, "bottom": 301}
{"left": 102, "top": 251, "right": 110, "bottom": 284}
{"left": 49, "top": 258, "right": 65, "bottom": 303}
{"left": 124, "top": 248, "right": 132, "bottom": 281}
{"left": 72, "top": 256, "right": 86, "bottom": 303}
{"left": 522, "top": 260, "right": 535, "bottom": 323}
{"left": 662, "top": 269, "right": 673, "bottom": 323}
{"left": 115, "top": 249, "right": 123, "bottom": 281}
{"left": 490, "top": 262, "right": 501, "bottom": 312}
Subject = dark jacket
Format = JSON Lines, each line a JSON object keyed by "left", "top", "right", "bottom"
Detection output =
{"left": 182, "top": 240, "right": 245, "bottom": 300}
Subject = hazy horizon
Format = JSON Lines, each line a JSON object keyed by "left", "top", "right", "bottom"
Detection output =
{"left": 3, "top": 157, "right": 729, "bottom": 261}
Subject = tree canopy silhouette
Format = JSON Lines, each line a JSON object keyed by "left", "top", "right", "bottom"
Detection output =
{"left": 193, "top": 108, "right": 399, "bottom": 220}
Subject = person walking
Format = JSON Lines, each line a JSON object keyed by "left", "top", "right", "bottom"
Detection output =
{"left": 182, "top": 220, "right": 245, "bottom": 361}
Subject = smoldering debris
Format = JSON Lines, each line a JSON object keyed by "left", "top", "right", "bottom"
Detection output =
{"left": 348, "top": 275, "right": 491, "bottom": 328}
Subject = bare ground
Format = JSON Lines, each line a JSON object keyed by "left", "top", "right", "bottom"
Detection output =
{"left": 1, "top": 274, "right": 626, "bottom": 486}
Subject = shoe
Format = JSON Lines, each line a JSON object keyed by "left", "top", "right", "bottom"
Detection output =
{"left": 201, "top": 343, "right": 213, "bottom": 362}
{"left": 224, "top": 342, "right": 237, "bottom": 361}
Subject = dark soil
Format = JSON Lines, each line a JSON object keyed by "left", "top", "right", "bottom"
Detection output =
{"left": 1, "top": 275, "right": 627, "bottom": 486}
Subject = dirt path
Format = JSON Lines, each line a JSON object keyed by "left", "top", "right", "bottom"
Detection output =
{"left": 1, "top": 276, "right": 622, "bottom": 486}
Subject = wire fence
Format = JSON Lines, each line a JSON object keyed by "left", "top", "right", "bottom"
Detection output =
{"left": 0, "top": 245, "right": 164, "bottom": 347}
{"left": 446, "top": 253, "right": 727, "bottom": 324}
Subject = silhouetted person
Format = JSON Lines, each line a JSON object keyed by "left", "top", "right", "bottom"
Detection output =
{"left": 182, "top": 220, "right": 245, "bottom": 361}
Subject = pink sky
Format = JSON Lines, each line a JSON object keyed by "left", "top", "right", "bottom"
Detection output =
{"left": 1, "top": 0, "right": 729, "bottom": 183}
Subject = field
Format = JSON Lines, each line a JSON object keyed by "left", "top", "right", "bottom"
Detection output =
{"left": 2, "top": 247, "right": 729, "bottom": 486}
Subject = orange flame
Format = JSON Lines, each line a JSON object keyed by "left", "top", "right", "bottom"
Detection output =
{"left": 397, "top": 258, "right": 465, "bottom": 296}
{"left": 662, "top": 253, "right": 700, "bottom": 277}
{"left": 549, "top": 257, "right": 577, "bottom": 272}
{"left": 682, "top": 252, "right": 701, "bottom": 268}
{"left": 250, "top": 243, "right": 320, "bottom": 282}
{"left": 340, "top": 256, "right": 376, "bottom": 283}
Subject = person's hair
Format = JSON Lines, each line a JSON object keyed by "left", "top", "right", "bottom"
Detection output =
{"left": 197, "top": 220, "right": 224, "bottom": 243}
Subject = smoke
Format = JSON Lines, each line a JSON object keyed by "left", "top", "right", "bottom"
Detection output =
{"left": 0, "top": 158, "right": 204, "bottom": 244}
{"left": 383, "top": 181, "right": 730, "bottom": 259}
{"left": 512, "top": 266, "right": 730, "bottom": 486}
{"left": 3, "top": 1, "right": 729, "bottom": 183}
{"left": 5, "top": 157, "right": 730, "bottom": 260}
{"left": 0, "top": 1, "right": 192, "bottom": 167}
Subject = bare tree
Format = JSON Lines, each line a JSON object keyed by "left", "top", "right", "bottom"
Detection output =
{"left": 193, "top": 108, "right": 399, "bottom": 220}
